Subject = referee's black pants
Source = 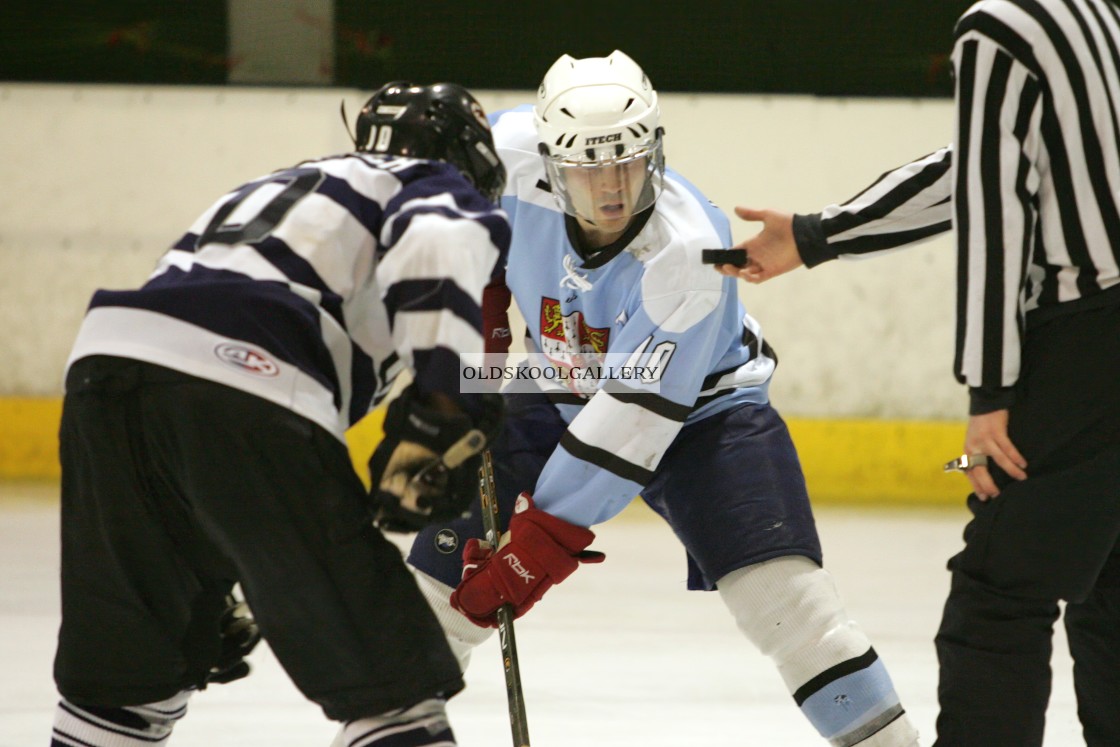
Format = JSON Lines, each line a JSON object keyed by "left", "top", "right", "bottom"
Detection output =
{"left": 933, "top": 301, "right": 1120, "bottom": 747}
{"left": 54, "top": 356, "right": 463, "bottom": 721}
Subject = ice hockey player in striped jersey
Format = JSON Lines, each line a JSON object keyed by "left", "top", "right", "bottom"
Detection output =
{"left": 49, "top": 82, "right": 508, "bottom": 747}
{"left": 718, "top": 2, "right": 1120, "bottom": 744}
{"left": 404, "top": 51, "right": 921, "bottom": 746}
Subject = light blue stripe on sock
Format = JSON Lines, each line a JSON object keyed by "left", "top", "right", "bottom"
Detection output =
{"left": 798, "top": 658, "right": 899, "bottom": 740}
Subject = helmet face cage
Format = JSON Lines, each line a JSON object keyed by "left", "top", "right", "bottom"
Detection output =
{"left": 541, "top": 135, "right": 664, "bottom": 221}
{"left": 354, "top": 82, "right": 507, "bottom": 203}
{"left": 534, "top": 51, "right": 665, "bottom": 222}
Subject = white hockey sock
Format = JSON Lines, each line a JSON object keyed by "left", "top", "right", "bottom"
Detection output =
{"left": 717, "top": 556, "right": 919, "bottom": 747}
{"left": 414, "top": 571, "right": 493, "bottom": 673}
{"left": 342, "top": 698, "right": 456, "bottom": 747}
{"left": 50, "top": 691, "right": 190, "bottom": 747}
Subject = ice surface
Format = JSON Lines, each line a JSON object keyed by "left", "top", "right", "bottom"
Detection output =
{"left": 0, "top": 485, "right": 1081, "bottom": 746}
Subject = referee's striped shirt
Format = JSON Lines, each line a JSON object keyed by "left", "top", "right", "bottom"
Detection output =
{"left": 793, "top": 0, "right": 1120, "bottom": 412}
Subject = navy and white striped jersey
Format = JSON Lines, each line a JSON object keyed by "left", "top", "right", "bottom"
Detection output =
{"left": 493, "top": 107, "right": 776, "bottom": 526}
{"left": 67, "top": 153, "right": 510, "bottom": 441}
{"left": 794, "top": 0, "right": 1120, "bottom": 410}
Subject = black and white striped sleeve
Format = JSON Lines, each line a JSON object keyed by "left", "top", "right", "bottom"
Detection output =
{"left": 951, "top": 18, "right": 1044, "bottom": 411}
{"left": 792, "top": 148, "right": 954, "bottom": 267}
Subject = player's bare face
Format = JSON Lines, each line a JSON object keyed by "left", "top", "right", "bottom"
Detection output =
{"left": 565, "top": 159, "right": 648, "bottom": 243}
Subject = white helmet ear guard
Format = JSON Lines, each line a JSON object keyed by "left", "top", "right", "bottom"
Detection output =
{"left": 533, "top": 50, "right": 665, "bottom": 219}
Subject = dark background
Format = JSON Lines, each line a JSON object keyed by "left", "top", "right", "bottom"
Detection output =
{"left": 0, "top": 1, "right": 975, "bottom": 96}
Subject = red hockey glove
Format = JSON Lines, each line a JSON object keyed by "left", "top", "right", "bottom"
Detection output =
{"left": 450, "top": 493, "right": 605, "bottom": 627}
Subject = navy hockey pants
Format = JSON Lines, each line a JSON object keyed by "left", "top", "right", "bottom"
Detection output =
{"left": 409, "top": 392, "right": 822, "bottom": 592}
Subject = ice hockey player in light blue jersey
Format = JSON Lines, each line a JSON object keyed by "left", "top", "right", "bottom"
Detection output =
{"left": 481, "top": 109, "right": 776, "bottom": 528}
{"left": 407, "top": 52, "right": 921, "bottom": 746}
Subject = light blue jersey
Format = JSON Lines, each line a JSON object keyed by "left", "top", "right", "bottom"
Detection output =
{"left": 492, "top": 108, "right": 777, "bottom": 526}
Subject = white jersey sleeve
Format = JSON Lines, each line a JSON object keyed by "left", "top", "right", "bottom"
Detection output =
{"left": 534, "top": 243, "right": 737, "bottom": 526}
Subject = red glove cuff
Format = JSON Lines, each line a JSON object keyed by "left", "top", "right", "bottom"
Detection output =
{"left": 450, "top": 494, "right": 604, "bottom": 627}
{"left": 509, "top": 503, "right": 596, "bottom": 555}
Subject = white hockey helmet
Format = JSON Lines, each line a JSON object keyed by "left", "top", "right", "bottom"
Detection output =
{"left": 534, "top": 50, "right": 664, "bottom": 221}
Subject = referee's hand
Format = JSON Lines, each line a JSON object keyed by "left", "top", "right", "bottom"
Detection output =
{"left": 964, "top": 410, "right": 1028, "bottom": 500}
{"left": 714, "top": 207, "right": 803, "bottom": 284}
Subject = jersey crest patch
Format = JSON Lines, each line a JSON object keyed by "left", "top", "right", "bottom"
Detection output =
{"left": 539, "top": 297, "right": 610, "bottom": 363}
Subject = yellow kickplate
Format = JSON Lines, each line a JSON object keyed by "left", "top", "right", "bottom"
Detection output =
{"left": 0, "top": 399, "right": 969, "bottom": 505}
{"left": 0, "top": 398, "right": 63, "bottom": 480}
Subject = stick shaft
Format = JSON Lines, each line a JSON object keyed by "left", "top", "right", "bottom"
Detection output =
{"left": 478, "top": 451, "right": 531, "bottom": 747}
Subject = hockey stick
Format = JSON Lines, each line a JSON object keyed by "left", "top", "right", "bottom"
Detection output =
{"left": 478, "top": 449, "right": 532, "bottom": 747}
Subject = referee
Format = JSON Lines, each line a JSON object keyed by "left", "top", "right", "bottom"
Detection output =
{"left": 719, "top": 1, "right": 1120, "bottom": 745}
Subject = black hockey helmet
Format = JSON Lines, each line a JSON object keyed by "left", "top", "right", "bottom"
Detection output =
{"left": 352, "top": 81, "right": 507, "bottom": 203}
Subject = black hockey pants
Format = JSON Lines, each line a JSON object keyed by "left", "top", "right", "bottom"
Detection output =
{"left": 54, "top": 356, "right": 463, "bottom": 721}
{"left": 933, "top": 301, "right": 1120, "bottom": 746}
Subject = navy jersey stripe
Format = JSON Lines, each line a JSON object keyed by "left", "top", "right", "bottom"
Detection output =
{"left": 545, "top": 391, "right": 588, "bottom": 407}
{"left": 251, "top": 236, "right": 347, "bottom": 328}
{"left": 559, "top": 430, "right": 655, "bottom": 485}
{"left": 172, "top": 233, "right": 198, "bottom": 252}
{"left": 115, "top": 266, "right": 341, "bottom": 404}
{"left": 603, "top": 385, "right": 692, "bottom": 422}
{"left": 347, "top": 343, "right": 377, "bottom": 426}
{"left": 384, "top": 173, "right": 512, "bottom": 252}
{"left": 383, "top": 278, "right": 483, "bottom": 331}
{"left": 318, "top": 172, "right": 384, "bottom": 232}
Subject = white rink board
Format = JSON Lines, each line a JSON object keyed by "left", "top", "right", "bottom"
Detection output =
{"left": 0, "top": 84, "right": 960, "bottom": 419}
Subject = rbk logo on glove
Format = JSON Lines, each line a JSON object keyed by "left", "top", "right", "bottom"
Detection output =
{"left": 504, "top": 553, "right": 536, "bottom": 583}
{"left": 450, "top": 493, "right": 605, "bottom": 627}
